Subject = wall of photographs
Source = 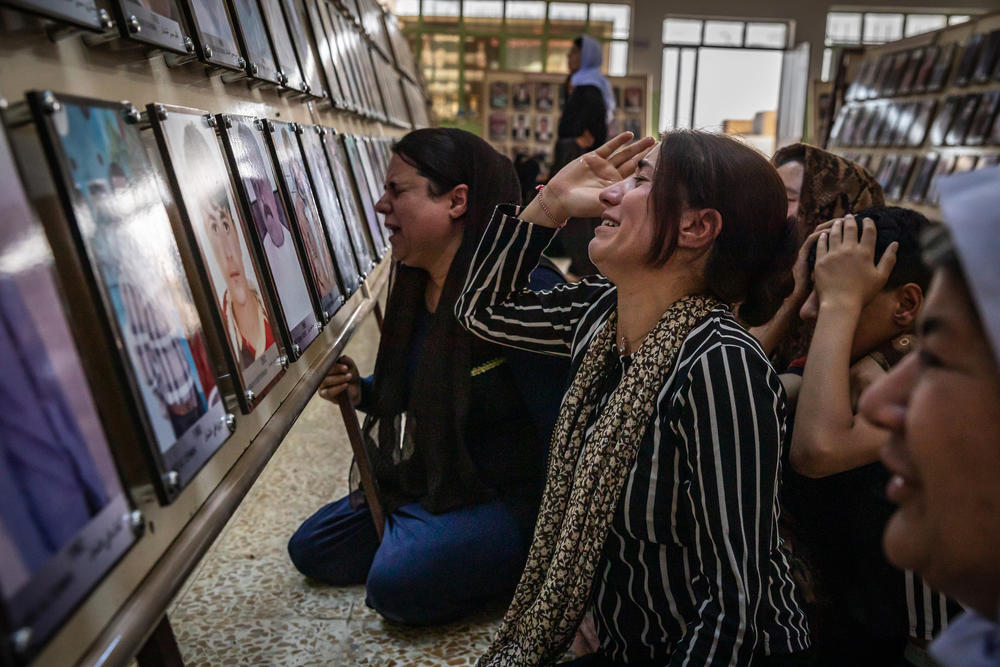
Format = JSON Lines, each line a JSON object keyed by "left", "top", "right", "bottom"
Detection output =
{"left": 482, "top": 70, "right": 648, "bottom": 172}
{"left": 826, "top": 11, "right": 1000, "bottom": 219}
{"left": 0, "top": 1, "right": 422, "bottom": 665}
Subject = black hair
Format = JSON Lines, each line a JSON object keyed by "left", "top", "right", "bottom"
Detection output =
{"left": 573, "top": 36, "right": 583, "bottom": 49}
{"left": 807, "top": 206, "right": 933, "bottom": 291}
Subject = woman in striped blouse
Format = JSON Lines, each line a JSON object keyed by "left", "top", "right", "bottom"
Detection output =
{"left": 457, "top": 131, "right": 812, "bottom": 666}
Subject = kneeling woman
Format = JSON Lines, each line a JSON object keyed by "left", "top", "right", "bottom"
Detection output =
{"left": 288, "top": 129, "right": 567, "bottom": 625}
{"left": 458, "top": 131, "right": 811, "bottom": 665}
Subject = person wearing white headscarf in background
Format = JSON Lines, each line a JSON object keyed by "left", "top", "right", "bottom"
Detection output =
{"left": 859, "top": 166, "right": 1000, "bottom": 667}
{"left": 549, "top": 34, "right": 617, "bottom": 276}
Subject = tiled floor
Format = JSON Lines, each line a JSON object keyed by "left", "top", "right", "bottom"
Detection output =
{"left": 169, "top": 309, "right": 506, "bottom": 666}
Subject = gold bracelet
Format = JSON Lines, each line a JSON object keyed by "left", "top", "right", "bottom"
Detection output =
{"left": 534, "top": 185, "right": 567, "bottom": 228}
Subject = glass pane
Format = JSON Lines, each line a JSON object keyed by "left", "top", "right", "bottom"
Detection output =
{"left": 660, "top": 47, "right": 679, "bottom": 130}
{"left": 423, "top": 0, "right": 460, "bottom": 15}
{"left": 745, "top": 22, "right": 787, "bottom": 49}
{"left": 822, "top": 47, "right": 832, "bottom": 82}
{"left": 663, "top": 18, "right": 702, "bottom": 45}
{"left": 704, "top": 20, "right": 744, "bottom": 47}
{"left": 826, "top": 12, "right": 862, "bottom": 45}
{"left": 395, "top": 0, "right": 420, "bottom": 15}
{"left": 677, "top": 47, "right": 696, "bottom": 128}
{"left": 863, "top": 13, "right": 904, "bottom": 44}
{"left": 608, "top": 40, "right": 627, "bottom": 76}
{"left": 548, "top": 2, "right": 587, "bottom": 34}
{"left": 546, "top": 38, "right": 574, "bottom": 72}
{"left": 465, "top": 35, "right": 500, "bottom": 68}
{"left": 948, "top": 15, "right": 971, "bottom": 26}
{"left": 589, "top": 4, "right": 629, "bottom": 39}
{"left": 905, "top": 14, "right": 946, "bottom": 37}
{"left": 506, "top": 0, "right": 545, "bottom": 34}
{"left": 463, "top": 0, "right": 502, "bottom": 31}
{"left": 506, "top": 38, "right": 543, "bottom": 71}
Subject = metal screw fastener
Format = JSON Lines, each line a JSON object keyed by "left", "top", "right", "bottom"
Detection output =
{"left": 154, "top": 103, "right": 167, "bottom": 120}
{"left": 99, "top": 8, "right": 113, "bottom": 30}
{"left": 204, "top": 45, "right": 214, "bottom": 59}
{"left": 322, "top": 310, "right": 330, "bottom": 322}
{"left": 127, "top": 15, "right": 141, "bottom": 33}
{"left": 184, "top": 36, "right": 195, "bottom": 53}
{"left": 224, "top": 413, "right": 237, "bottom": 433}
{"left": 40, "top": 90, "right": 61, "bottom": 114}
{"left": 205, "top": 114, "right": 216, "bottom": 127}
{"left": 304, "top": 83, "right": 312, "bottom": 94}
{"left": 124, "top": 509, "right": 145, "bottom": 536}
{"left": 238, "top": 56, "right": 246, "bottom": 69}
{"left": 357, "top": 276, "right": 364, "bottom": 288}
{"left": 122, "top": 104, "right": 141, "bottom": 124}
{"left": 248, "top": 62, "right": 259, "bottom": 76}
{"left": 223, "top": 115, "right": 233, "bottom": 128}
{"left": 292, "top": 344, "right": 302, "bottom": 356}
{"left": 254, "top": 118, "right": 264, "bottom": 131}
{"left": 277, "top": 354, "right": 289, "bottom": 369}
{"left": 245, "top": 389, "right": 256, "bottom": 403}
{"left": 278, "top": 72, "right": 288, "bottom": 85}
{"left": 165, "top": 470, "right": 180, "bottom": 491}
{"left": 11, "top": 628, "right": 31, "bottom": 655}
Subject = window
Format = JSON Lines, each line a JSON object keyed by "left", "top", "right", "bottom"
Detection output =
{"left": 399, "top": 0, "right": 631, "bottom": 123}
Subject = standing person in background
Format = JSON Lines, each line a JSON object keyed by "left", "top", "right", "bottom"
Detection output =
{"left": 549, "top": 35, "right": 615, "bottom": 277}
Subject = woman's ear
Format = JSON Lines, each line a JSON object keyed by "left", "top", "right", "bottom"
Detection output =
{"left": 892, "top": 283, "right": 923, "bottom": 328}
{"left": 677, "top": 208, "right": 722, "bottom": 250}
{"left": 448, "top": 184, "right": 470, "bottom": 220}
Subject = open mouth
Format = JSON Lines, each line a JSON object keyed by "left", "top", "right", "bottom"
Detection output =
{"left": 600, "top": 218, "right": 620, "bottom": 228}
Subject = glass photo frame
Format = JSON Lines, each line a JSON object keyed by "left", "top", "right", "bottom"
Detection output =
{"left": 258, "top": 0, "right": 305, "bottom": 92}
{"left": 906, "top": 99, "right": 937, "bottom": 148}
{"left": 320, "top": 129, "right": 377, "bottom": 270}
{"left": 265, "top": 121, "right": 344, "bottom": 322}
{"left": 340, "top": 134, "right": 389, "bottom": 258}
{"left": 954, "top": 33, "right": 985, "bottom": 87}
{"left": 216, "top": 114, "right": 320, "bottom": 358}
{"left": 965, "top": 90, "right": 1000, "bottom": 146}
{"left": 279, "top": 0, "right": 325, "bottom": 98}
{"left": 897, "top": 47, "right": 924, "bottom": 96}
{"left": 29, "top": 92, "right": 232, "bottom": 503}
{"left": 0, "top": 119, "right": 138, "bottom": 663}
{"left": 929, "top": 95, "right": 961, "bottom": 146}
{"left": 973, "top": 29, "right": 1000, "bottom": 84}
{"left": 912, "top": 45, "right": 939, "bottom": 93}
{"left": 110, "top": 0, "right": 190, "bottom": 54}
{"left": 324, "top": 4, "right": 364, "bottom": 112}
{"left": 926, "top": 42, "right": 957, "bottom": 92}
{"left": 149, "top": 104, "right": 286, "bottom": 412}
{"left": 181, "top": 0, "right": 243, "bottom": 70}
{"left": 906, "top": 153, "right": 939, "bottom": 203}
{"left": 226, "top": 0, "right": 282, "bottom": 85}
{"left": 2, "top": 0, "right": 108, "bottom": 30}
{"left": 946, "top": 94, "right": 981, "bottom": 146}
{"left": 303, "top": 0, "right": 347, "bottom": 106}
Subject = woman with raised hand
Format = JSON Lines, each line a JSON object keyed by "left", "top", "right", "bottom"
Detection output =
{"left": 457, "top": 131, "right": 811, "bottom": 666}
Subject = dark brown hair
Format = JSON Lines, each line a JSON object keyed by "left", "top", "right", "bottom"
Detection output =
{"left": 646, "top": 130, "right": 796, "bottom": 326}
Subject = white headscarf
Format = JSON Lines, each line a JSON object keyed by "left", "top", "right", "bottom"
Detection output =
{"left": 937, "top": 166, "right": 1000, "bottom": 363}
{"left": 569, "top": 34, "right": 615, "bottom": 124}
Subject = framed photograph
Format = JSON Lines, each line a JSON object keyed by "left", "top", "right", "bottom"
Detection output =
{"left": 320, "top": 131, "right": 378, "bottom": 270}
{"left": 906, "top": 99, "right": 937, "bottom": 147}
{"left": 110, "top": 0, "right": 190, "bottom": 53}
{"left": 889, "top": 102, "right": 917, "bottom": 147}
{"left": 2, "top": 0, "right": 107, "bottom": 30}
{"left": 536, "top": 82, "right": 554, "bottom": 111}
{"left": 848, "top": 106, "right": 874, "bottom": 147}
{"left": 0, "top": 121, "right": 138, "bottom": 662}
{"left": 846, "top": 60, "right": 874, "bottom": 101}
{"left": 874, "top": 153, "right": 897, "bottom": 190}
{"left": 265, "top": 121, "right": 344, "bottom": 321}
{"left": 863, "top": 104, "right": 887, "bottom": 147}
{"left": 897, "top": 47, "right": 924, "bottom": 96}
{"left": 870, "top": 53, "right": 895, "bottom": 97}
{"left": 341, "top": 135, "right": 389, "bottom": 258}
{"left": 357, "top": 137, "right": 390, "bottom": 224}
{"left": 297, "top": 126, "right": 364, "bottom": 295}
{"left": 29, "top": 92, "right": 232, "bottom": 503}
{"left": 623, "top": 116, "right": 642, "bottom": 138}
{"left": 490, "top": 81, "right": 509, "bottom": 109}
{"left": 926, "top": 155, "right": 957, "bottom": 205}
{"left": 886, "top": 154, "right": 915, "bottom": 201}
{"left": 905, "top": 153, "right": 939, "bottom": 203}
{"left": 827, "top": 104, "right": 852, "bottom": 146}
{"left": 303, "top": 0, "right": 345, "bottom": 106}
{"left": 489, "top": 112, "right": 509, "bottom": 141}
{"left": 967, "top": 91, "right": 1000, "bottom": 146}
{"left": 512, "top": 82, "right": 532, "bottom": 110}
{"left": 226, "top": 0, "right": 281, "bottom": 85}
{"left": 624, "top": 86, "right": 643, "bottom": 113}
{"left": 858, "top": 56, "right": 882, "bottom": 100}
{"left": 929, "top": 95, "right": 961, "bottom": 146}
{"left": 945, "top": 94, "right": 981, "bottom": 146}
{"left": 954, "top": 33, "right": 985, "bottom": 87}
{"left": 926, "top": 42, "right": 957, "bottom": 93}
{"left": 512, "top": 112, "right": 531, "bottom": 140}
{"left": 149, "top": 104, "right": 285, "bottom": 411}
{"left": 953, "top": 154, "right": 979, "bottom": 173}
{"left": 216, "top": 114, "right": 320, "bottom": 357}
{"left": 912, "top": 45, "right": 939, "bottom": 93}
{"left": 976, "top": 155, "right": 1000, "bottom": 169}
{"left": 974, "top": 30, "right": 1000, "bottom": 84}
{"left": 882, "top": 50, "right": 910, "bottom": 97}
{"left": 990, "top": 104, "right": 1000, "bottom": 145}
{"left": 181, "top": 0, "right": 242, "bottom": 70}
{"left": 258, "top": 0, "right": 305, "bottom": 92}
{"left": 280, "top": 0, "right": 325, "bottom": 98}
{"left": 319, "top": 1, "right": 358, "bottom": 110}
{"left": 535, "top": 114, "right": 553, "bottom": 142}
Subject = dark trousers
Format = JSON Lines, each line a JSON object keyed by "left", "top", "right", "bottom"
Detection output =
{"left": 287, "top": 495, "right": 527, "bottom": 625}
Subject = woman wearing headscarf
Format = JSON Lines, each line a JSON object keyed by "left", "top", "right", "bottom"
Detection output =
{"left": 287, "top": 129, "right": 568, "bottom": 625}
{"left": 753, "top": 143, "right": 884, "bottom": 372}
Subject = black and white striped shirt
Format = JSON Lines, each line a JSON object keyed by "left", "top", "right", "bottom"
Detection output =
{"left": 457, "top": 206, "right": 811, "bottom": 665}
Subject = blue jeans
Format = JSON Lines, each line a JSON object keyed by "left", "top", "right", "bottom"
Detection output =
{"left": 287, "top": 496, "right": 528, "bottom": 625}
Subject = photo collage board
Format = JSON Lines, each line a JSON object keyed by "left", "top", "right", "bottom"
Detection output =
{"left": 828, "top": 16, "right": 1000, "bottom": 208}
{"left": 483, "top": 71, "right": 648, "bottom": 171}
{"left": 0, "top": 89, "right": 392, "bottom": 662}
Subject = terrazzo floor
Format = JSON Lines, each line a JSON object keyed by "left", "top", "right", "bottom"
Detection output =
{"left": 168, "top": 308, "right": 509, "bottom": 666}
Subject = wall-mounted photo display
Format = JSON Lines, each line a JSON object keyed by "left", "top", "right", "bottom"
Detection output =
{"left": 973, "top": 30, "right": 1000, "bottom": 84}
{"left": 383, "top": 11, "right": 416, "bottom": 81}
{"left": 258, "top": 0, "right": 305, "bottom": 93}
{"left": 906, "top": 153, "right": 939, "bottom": 203}
{"left": 977, "top": 154, "right": 1000, "bottom": 169}
{"left": 149, "top": 104, "right": 285, "bottom": 412}
{"left": 341, "top": 134, "right": 388, "bottom": 257}
{"left": 827, "top": 105, "right": 850, "bottom": 145}
{"left": 489, "top": 112, "right": 508, "bottom": 141}
{"left": 954, "top": 33, "right": 985, "bottom": 87}
{"left": 926, "top": 41, "right": 957, "bottom": 92}
{"left": 535, "top": 114, "right": 553, "bottom": 142}
{"left": 3, "top": 0, "right": 108, "bottom": 30}
{"left": 265, "top": 121, "right": 344, "bottom": 322}
{"left": 356, "top": 31, "right": 386, "bottom": 119}
{"left": 946, "top": 93, "right": 981, "bottom": 146}
{"left": 846, "top": 60, "right": 874, "bottom": 101}
{"left": 320, "top": 130, "right": 377, "bottom": 270}
{"left": 297, "top": 126, "right": 363, "bottom": 294}
{"left": 870, "top": 53, "right": 894, "bottom": 98}
{"left": 624, "top": 86, "right": 643, "bottom": 113}
{"left": 216, "top": 114, "right": 320, "bottom": 357}
{"left": 535, "top": 82, "right": 554, "bottom": 111}
{"left": 110, "top": 0, "right": 190, "bottom": 54}
{"left": 874, "top": 153, "right": 897, "bottom": 190}
{"left": 327, "top": 7, "right": 366, "bottom": 114}
{"left": 966, "top": 90, "right": 1000, "bottom": 146}
{"left": 882, "top": 50, "right": 909, "bottom": 97}
{"left": 906, "top": 99, "right": 936, "bottom": 147}
{"left": 490, "top": 81, "right": 509, "bottom": 109}
{"left": 512, "top": 112, "right": 530, "bottom": 140}
{"left": 303, "top": 0, "right": 346, "bottom": 107}
{"left": 886, "top": 153, "right": 915, "bottom": 201}
{"left": 357, "top": 136, "right": 389, "bottom": 228}
{"left": 279, "top": 0, "right": 325, "bottom": 98}
{"left": 925, "top": 154, "right": 957, "bottom": 205}
{"left": 890, "top": 102, "right": 917, "bottom": 147}
{"left": 0, "top": 121, "right": 138, "bottom": 663}
{"left": 897, "top": 47, "right": 924, "bottom": 96}
{"left": 848, "top": 105, "right": 874, "bottom": 146}
{"left": 911, "top": 45, "right": 939, "bottom": 93}
{"left": 226, "top": 0, "right": 281, "bottom": 85}
{"left": 180, "top": 0, "right": 243, "bottom": 70}
{"left": 512, "top": 82, "right": 531, "bottom": 110}
{"left": 863, "top": 104, "right": 886, "bottom": 146}
{"left": 952, "top": 153, "right": 979, "bottom": 173}
{"left": 29, "top": 92, "right": 232, "bottom": 503}
{"left": 929, "top": 95, "right": 961, "bottom": 145}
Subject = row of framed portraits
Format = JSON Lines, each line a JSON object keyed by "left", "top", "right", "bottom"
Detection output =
{"left": 488, "top": 110, "right": 643, "bottom": 144}
{"left": 488, "top": 80, "right": 645, "bottom": 115}
{"left": 847, "top": 28, "right": 1000, "bottom": 102}
{"left": 830, "top": 90, "right": 1000, "bottom": 149}
{"left": 0, "top": 90, "right": 393, "bottom": 662}
{"left": 2, "top": 0, "right": 424, "bottom": 127}
{"left": 843, "top": 150, "right": 999, "bottom": 205}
